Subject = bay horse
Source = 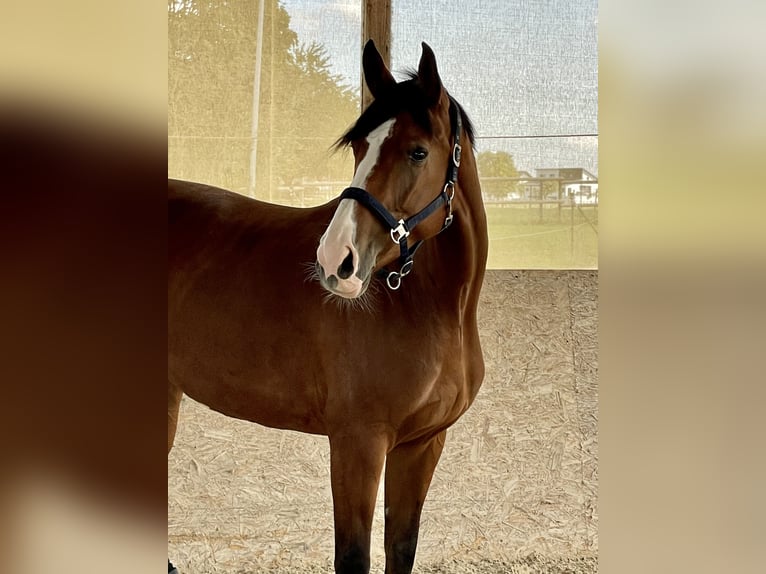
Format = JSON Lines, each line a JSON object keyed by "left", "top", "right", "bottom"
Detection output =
{"left": 168, "top": 40, "right": 488, "bottom": 574}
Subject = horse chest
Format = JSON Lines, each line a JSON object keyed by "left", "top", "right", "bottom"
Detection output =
{"left": 320, "top": 317, "right": 482, "bottom": 437}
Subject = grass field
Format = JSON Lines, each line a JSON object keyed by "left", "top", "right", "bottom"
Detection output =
{"left": 267, "top": 195, "right": 597, "bottom": 270}
{"left": 486, "top": 204, "right": 598, "bottom": 269}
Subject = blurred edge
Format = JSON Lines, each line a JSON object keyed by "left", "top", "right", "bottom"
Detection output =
{"left": 0, "top": 1, "right": 166, "bottom": 132}
{"left": 600, "top": 1, "right": 766, "bottom": 573}
{"left": 0, "top": 2, "right": 166, "bottom": 574}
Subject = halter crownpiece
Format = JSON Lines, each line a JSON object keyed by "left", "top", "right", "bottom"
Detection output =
{"left": 339, "top": 96, "right": 463, "bottom": 290}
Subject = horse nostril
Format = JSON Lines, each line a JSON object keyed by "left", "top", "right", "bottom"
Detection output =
{"left": 337, "top": 250, "right": 355, "bottom": 280}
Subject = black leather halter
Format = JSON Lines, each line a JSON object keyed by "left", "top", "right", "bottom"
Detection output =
{"left": 339, "top": 96, "right": 463, "bottom": 290}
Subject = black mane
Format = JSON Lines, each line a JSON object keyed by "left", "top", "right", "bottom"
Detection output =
{"left": 334, "top": 72, "right": 476, "bottom": 150}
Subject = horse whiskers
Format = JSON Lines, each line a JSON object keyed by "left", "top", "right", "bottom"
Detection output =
{"left": 302, "top": 260, "right": 321, "bottom": 284}
{"left": 323, "top": 285, "right": 378, "bottom": 314}
{"left": 302, "top": 259, "right": 379, "bottom": 314}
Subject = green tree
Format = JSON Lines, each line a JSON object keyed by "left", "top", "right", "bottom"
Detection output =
{"left": 168, "top": 0, "right": 359, "bottom": 200}
{"left": 168, "top": 0, "right": 262, "bottom": 190}
{"left": 261, "top": 39, "right": 358, "bottom": 201}
{"left": 476, "top": 151, "right": 520, "bottom": 200}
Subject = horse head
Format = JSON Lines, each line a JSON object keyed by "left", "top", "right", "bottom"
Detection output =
{"left": 316, "top": 40, "right": 471, "bottom": 299}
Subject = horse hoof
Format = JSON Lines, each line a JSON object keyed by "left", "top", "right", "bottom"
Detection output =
{"left": 168, "top": 560, "right": 179, "bottom": 574}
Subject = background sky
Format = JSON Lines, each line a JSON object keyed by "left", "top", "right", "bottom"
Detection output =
{"left": 282, "top": 0, "right": 598, "bottom": 175}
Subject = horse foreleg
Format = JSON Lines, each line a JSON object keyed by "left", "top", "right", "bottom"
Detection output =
{"left": 329, "top": 431, "right": 389, "bottom": 574}
{"left": 383, "top": 430, "right": 447, "bottom": 574}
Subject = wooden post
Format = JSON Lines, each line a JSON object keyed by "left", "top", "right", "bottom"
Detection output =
{"left": 362, "top": 0, "right": 391, "bottom": 110}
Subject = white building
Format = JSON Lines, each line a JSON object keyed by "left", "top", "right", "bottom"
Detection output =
{"left": 535, "top": 167, "right": 598, "bottom": 204}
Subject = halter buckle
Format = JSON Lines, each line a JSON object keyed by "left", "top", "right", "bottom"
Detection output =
{"left": 390, "top": 219, "right": 410, "bottom": 244}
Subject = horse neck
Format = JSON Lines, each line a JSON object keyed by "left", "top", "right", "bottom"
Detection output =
{"left": 453, "top": 143, "right": 488, "bottom": 282}
{"left": 407, "top": 144, "right": 488, "bottom": 315}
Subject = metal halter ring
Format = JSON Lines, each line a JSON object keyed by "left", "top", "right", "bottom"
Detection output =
{"left": 399, "top": 259, "right": 414, "bottom": 277}
{"left": 386, "top": 259, "right": 414, "bottom": 290}
{"left": 452, "top": 143, "right": 462, "bottom": 167}
{"left": 442, "top": 182, "right": 455, "bottom": 228}
{"left": 386, "top": 271, "right": 402, "bottom": 290}
{"left": 443, "top": 181, "right": 455, "bottom": 202}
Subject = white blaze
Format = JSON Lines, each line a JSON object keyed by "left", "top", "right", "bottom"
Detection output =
{"left": 317, "top": 119, "right": 396, "bottom": 295}
{"left": 350, "top": 119, "right": 396, "bottom": 189}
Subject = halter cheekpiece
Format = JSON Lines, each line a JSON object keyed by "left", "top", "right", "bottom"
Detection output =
{"left": 339, "top": 96, "right": 463, "bottom": 290}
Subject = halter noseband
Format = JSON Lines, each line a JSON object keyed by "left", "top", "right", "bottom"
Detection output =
{"left": 339, "top": 96, "right": 463, "bottom": 290}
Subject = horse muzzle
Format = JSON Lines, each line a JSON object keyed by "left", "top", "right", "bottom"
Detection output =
{"left": 315, "top": 262, "right": 365, "bottom": 299}
{"left": 315, "top": 239, "right": 373, "bottom": 299}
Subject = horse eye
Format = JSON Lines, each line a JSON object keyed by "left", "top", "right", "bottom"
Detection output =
{"left": 409, "top": 148, "right": 428, "bottom": 163}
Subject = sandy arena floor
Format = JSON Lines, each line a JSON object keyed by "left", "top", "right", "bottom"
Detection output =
{"left": 168, "top": 270, "right": 598, "bottom": 573}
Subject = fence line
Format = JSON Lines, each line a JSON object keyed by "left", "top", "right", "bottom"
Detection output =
{"left": 477, "top": 134, "right": 598, "bottom": 139}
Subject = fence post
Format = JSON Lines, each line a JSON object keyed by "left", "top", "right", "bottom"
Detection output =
{"left": 248, "top": 0, "right": 266, "bottom": 199}
{"left": 570, "top": 190, "right": 575, "bottom": 258}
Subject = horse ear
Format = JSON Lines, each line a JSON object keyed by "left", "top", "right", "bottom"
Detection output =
{"left": 363, "top": 39, "right": 395, "bottom": 100}
{"left": 417, "top": 42, "right": 443, "bottom": 107}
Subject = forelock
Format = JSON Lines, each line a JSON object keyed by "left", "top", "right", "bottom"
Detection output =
{"left": 333, "top": 73, "right": 476, "bottom": 150}
{"left": 334, "top": 77, "right": 432, "bottom": 149}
